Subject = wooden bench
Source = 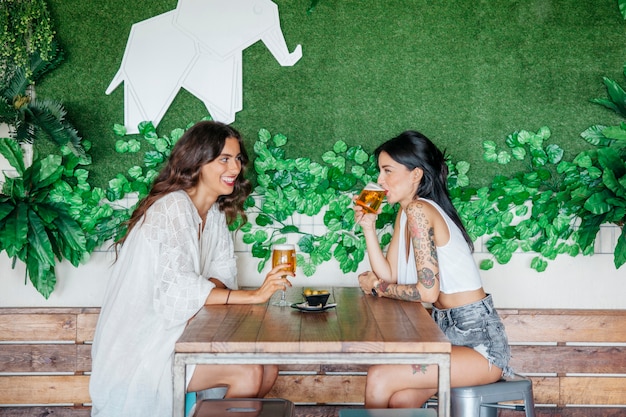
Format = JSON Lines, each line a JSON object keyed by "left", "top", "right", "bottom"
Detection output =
{"left": 1, "top": 308, "right": 626, "bottom": 417}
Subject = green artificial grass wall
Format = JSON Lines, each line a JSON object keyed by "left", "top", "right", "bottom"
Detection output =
{"left": 37, "top": 0, "right": 626, "bottom": 188}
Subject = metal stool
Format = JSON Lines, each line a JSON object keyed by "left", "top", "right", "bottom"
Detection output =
{"left": 450, "top": 375, "right": 535, "bottom": 417}
{"left": 192, "top": 398, "right": 295, "bottom": 417}
{"left": 339, "top": 408, "right": 436, "bottom": 417}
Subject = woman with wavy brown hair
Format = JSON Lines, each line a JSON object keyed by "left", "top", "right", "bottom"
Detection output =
{"left": 90, "top": 121, "right": 293, "bottom": 417}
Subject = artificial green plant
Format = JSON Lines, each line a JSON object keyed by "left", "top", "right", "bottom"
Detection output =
{"left": 0, "top": 0, "right": 56, "bottom": 81}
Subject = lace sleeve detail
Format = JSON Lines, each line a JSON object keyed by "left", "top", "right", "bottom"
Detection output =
{"left": 143, "top": 193, "right": 214, "bottom": 328}
{"left": 202, "top": 206, "right": 238, "bottom": 290}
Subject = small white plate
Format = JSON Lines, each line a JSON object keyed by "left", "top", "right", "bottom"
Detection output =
{"left": 290, "top": 302, "right": 337, "bottom": 312}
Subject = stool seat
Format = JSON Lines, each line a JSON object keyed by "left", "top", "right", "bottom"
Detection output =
{"left": 450, "top": 375, "right": 535, "bottom": 417}
{"left": 192, "top": 398, "right": 295, "bottom": 417}
{"left": 339, "top": 408, "right": 436, "bottom": 417}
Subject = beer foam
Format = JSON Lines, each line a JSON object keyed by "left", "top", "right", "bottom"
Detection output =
{"left": 364, "top": 182, "right": 384, "bottom": 191}
{"left": 273, "top": 244, "right": 295, "bottom": 250}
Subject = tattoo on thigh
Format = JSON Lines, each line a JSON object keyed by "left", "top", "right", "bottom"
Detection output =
{"left": 411, "top": 364, "right": 428, "bottom": 374}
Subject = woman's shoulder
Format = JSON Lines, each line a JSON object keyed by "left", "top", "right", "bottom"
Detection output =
{"left": 148, "top": 191, "right": 196, "bottom": 219}
{"left": 406, "top": 198, "right": 441, "bottom": 218}
{"left": 152, "top": 190, "right": 190, "bottom": 207}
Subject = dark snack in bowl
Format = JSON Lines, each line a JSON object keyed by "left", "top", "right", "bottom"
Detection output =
{"left": 302, "top": 288, "right": 330, "bottom": 307}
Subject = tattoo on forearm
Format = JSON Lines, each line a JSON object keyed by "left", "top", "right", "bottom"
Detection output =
{"left": 418, "top": 268, "right": 437, "bottom": 289}
{"left": 378, "top": 281, "right": 422, "bottom": 302}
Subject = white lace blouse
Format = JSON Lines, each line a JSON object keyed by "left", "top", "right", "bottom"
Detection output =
{"left": 89, "top": 190, "right": 237, "bottom": 417}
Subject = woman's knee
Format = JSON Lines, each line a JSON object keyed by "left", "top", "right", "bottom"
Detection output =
{"left": 365, "top": 365, "right": 393, "bottom": 394}
{"left": 240, "top": 365, "right": 266, "bottom": 393}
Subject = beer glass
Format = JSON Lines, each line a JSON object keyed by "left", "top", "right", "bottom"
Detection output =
{"left": 271, "top": 244, "right": 296, "bottom": 306}
{"left": 355, "top": 182, "right": 386, "bottom": 214}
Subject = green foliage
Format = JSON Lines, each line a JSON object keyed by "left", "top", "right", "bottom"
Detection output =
{"left": 620, "top": 0, "right": 626, "bottom": 19}
{"left": 5, "top": 109, "right": 626, "bottom": 298}
{"left": 0, "top": 41, "right": 83, "bottom": 156}
{"left": 5, "top": 65, "right": 626, "bottom": 297}
{"left": 0, "top": 138, "right": 98, "bottom": 298}
{"left": 0, "top": 0, "right": 56, "bottom": 81}
{"left": 236, "top": 128, "right": 394, "bottom": 276}
{"left": 459, "top": 124, "right": 626, "bottom": 271}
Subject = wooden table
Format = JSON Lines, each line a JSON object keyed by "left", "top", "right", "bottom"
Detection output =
{"left": 173, "top": 287, "right": 451, "bottom": 417}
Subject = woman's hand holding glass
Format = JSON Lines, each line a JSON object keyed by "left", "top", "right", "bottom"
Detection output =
{"left": 352, "top": 196, "right": 380, "bottom": 232}
{"left": 256, "top": 263, "right": 294, "bottom": 303}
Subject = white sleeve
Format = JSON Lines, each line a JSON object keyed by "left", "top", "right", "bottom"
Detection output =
{"left": 202, "top": 207, "right": 238, "bottom": 290}
{"left": 143, "top": 195, "right": 214, "bottom": 328}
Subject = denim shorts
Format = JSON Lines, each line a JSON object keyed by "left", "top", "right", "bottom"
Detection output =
{"left": 431, "top": 294, "right": 514, "bottom": 377}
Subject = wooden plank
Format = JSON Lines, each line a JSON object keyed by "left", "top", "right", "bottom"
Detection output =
{"left": 319, "top": 364, "right": 369, "bottom": 373}
{"left": 279, "top": 364, "right": 321, "bottom": 373}
{"left": 292, "top": 406, "right": 626, "bottom": 417}
{"left": 3, "top": 307, "right": 626, "bottom": 411}
{"left": 0, "top": 344, "right": 77, "bottom": 373}
{"left": 0, "top": 375, "right": 90, "bottom": 404}
{"left": 0, "top": 407, "right": 91, "bottom": 417}
{"left": 267, "top": 375, "right": 562, "bottom": 406}
{"left": 501, "top": 311, "right": 626, "bottom": 343}
{"left": 267, "top": 374, "right": 366, "bottom": 403}
{"left": 529, "top": 376, "right": 560, "bottom": 405}
{"left": 76, "top": 344, "right": 92, "bottom": 373}
{"left": 561, "top": 376, "right": 626, "bottom": 405}
{"left": 0, "top": 314, "right": 77, "bottom": 342}
{"left": 510, "top": 345, "right": 626, "bottom": 374}
{"left": 76, "top": 313, "right": 99, "bottom": 343}
{"left": 1, "top": 405, "right": 625, "bottom": 417}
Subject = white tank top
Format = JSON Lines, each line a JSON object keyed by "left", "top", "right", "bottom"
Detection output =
{"left": 397, "top": 198, "right": 482, "bottom": 294}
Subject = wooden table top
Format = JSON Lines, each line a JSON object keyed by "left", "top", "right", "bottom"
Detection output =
{"left": 176, "top": 286, "right": 450, "bottom": 355}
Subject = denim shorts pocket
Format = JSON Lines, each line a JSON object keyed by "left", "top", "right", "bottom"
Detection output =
{"left": 450, "top": 315, "right": 484, "bottom": 336}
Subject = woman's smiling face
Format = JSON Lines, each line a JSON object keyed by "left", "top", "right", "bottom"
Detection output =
{"left": 376, "top": 151, "right": 420, "bottom": 208}
{"left": 198, "top": 137, "right": 243, "bottom": 199}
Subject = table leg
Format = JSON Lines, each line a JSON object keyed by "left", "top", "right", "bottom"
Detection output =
{"left": 173, "top": 354, "right": 186, "bottom": 417}
{"left": 437, "top": 354, "right": 451, "bottom": 417}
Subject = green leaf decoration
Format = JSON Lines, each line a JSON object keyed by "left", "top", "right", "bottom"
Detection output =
{"left": 0, "top": 203, "right": 28, "bottom": 257}
{"left": 273, "top": 133, "right": 288, "bottom": 147}
{"left": 26, "top": 259, "right": 56, "bottom": 299}
{"left": 530, "top": 256, "right": 548, "bottom": 272}
{"left": 113, "top": 124, "right": 127, "bottom": 136}
{"left": 581, "top": 125, "right": 614, "bottom": 147}
{"left": 333, "top": 140, "right": 348, "bottom": 153}
{"left": 546, "top": 144, "right": 564, "bottom": 164}
{"left": 27, "top": 208, "right": 55, "bottom": 267}
{"left": 479, "top": 259, "right": 494, "bottom": 270}
{"left": 497, "top": 151, "right": 511, "bottom": 165}
{"left": 115, "top": 140, "right": 129, "bottom": 153}
{"left": 614, "top": 228, "right": 626, "bottom": 269}
{"left": 601, "top": 125, "right": 626, "bottom": 140}
{"left": 619, "top": 0, "right": 626, "bottom": 19}
{"left": 584, "top": 191, "right": 613, "bottom": 215}
{"left": 0, "top": 138, "right": 26, "bottom": 174}
{"left": 599, "top": 77, "right": 626, "bottom": 118}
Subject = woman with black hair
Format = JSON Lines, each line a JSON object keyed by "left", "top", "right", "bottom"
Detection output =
{"left": 90, "top": 121, "right": 293, "bottom": 417}
{"left": 354, "top": 130, "right": 513, "bottom": 409}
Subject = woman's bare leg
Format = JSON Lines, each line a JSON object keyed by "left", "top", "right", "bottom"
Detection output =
{"left": 365, "top": 346, "right": 503, "bottom": 408}
{"left": 258, "top": 365, "right": 279, "bottom": 397}
{"left": 188, "top": 364, "right": 278, "bottom": 398}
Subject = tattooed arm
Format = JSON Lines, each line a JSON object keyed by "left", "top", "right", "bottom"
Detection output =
{"left": 375, "top": 201, "right": 442, "bottom": 303}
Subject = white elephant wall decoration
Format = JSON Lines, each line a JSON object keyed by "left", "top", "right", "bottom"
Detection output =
{"left": 106, "top": 0, "right": 302, "bottom": 134}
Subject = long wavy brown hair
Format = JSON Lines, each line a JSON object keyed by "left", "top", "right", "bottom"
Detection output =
{"left": 115, "top": 121, "right": 252, "bottom": 250}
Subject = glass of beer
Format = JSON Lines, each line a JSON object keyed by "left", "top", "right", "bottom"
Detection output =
{"left": 355, "top": 182, "right": 386, "bottom": 214}
{"left": 271, "top": 244, "right": 296, "bottom": 306}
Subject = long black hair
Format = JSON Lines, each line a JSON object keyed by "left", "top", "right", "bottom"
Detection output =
{"left": 375, "top": 130, "right": 474, "bottom": 251}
